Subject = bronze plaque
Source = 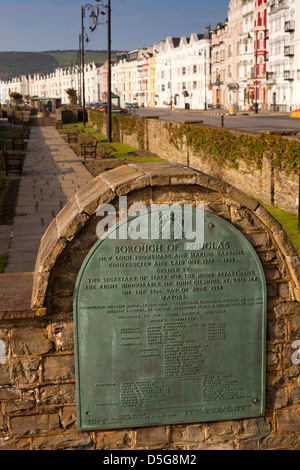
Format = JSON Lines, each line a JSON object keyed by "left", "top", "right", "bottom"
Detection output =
{"left": 73, "top": 207, "right": 266, "bottom": 431}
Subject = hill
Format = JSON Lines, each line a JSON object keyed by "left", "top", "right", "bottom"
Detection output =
{"left": 0, "top": 50, "right": 119, "bottom": 80}
{"left": 0, "top": 52, "right": 59, "bottom": 80}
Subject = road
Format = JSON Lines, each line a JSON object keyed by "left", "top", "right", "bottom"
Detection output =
{"left": 131, "top": 108, "right": 300, "bottom": 136}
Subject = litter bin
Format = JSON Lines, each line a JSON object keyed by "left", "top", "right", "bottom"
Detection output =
{"left": 229, "top": 104, "right": 236, "bottom": 115}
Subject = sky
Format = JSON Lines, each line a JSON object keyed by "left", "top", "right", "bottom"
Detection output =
{"left": 0, "top": 0, "right": 229, "bottom": 52}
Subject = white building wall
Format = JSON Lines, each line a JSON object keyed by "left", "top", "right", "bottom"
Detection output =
{"left": 267, "top": 0, "right": 296, "bottom": 112}
{"left": 1, "top": 63, "right": 102, "bottom": 106}
{"left": 156, "top": 32, "right": 211, "bottom": 110}
{"left": 292, "top": 0, "right": 300, "bottom": 108}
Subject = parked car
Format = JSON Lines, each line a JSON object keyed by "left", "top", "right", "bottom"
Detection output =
{"left": 125, "top": 102, "right": 139, "bottom": 109}
{"left": 92, "top": 102, "right": 105, "bottom": 110}
{"left": 99, "top": 103, "right": 128, "bottom": 114}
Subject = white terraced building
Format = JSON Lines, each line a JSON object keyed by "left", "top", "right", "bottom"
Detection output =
{"left": 154, "top": 27, "right": 212, "bottom": 110}
{"left": 267, "top": 0, "right": 297, "bottom": 112}
{"left": 1, "top": 0, "right": 300, "bottom": 114}
{"left": 0, "top": 62, "right": 103, "bottom": 107}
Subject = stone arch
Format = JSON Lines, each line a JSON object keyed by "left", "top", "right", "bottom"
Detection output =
{"left": 26, "top": 161, "right": 300, "bottom": 450}
{"left": 32, "top": 162, "right": 300, "bottom": 311}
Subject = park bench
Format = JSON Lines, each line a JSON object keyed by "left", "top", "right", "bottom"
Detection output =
{"left": 67, "top": 130, "right": 79, "bottom": 144}
{"left": 80, "top": 139, "right": 98, "bottom": 159}
{"left": 20, "top": 129, "right": 30, "bottom": 140}
{"left": 3, "top": 147, "right": 25, "bottom": 176}
{"left": 11, "top": 136, "right": 27, "bottom": 151}
{"left": 56, "top": 120, "right": 64, "bottom": 130}
{"left": 22, "top": 124, "right": 31, "bottom": 133}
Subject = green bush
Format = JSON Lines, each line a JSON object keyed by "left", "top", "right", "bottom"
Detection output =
{"left": 164, "top": 122, "right": 300, "bottom": 174}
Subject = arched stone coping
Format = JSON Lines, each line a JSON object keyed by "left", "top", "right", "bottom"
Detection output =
{"left": 31, "top": 162, "right": 300, "bottom": 311}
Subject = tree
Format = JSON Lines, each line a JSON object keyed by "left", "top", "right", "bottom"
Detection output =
{"left": 65, "top": 88, "right": 78, "bottom": 106}
{"left": 9, "top": 92, "right": 23, "bottom": 107}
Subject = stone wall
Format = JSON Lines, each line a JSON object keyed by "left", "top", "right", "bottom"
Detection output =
{"left": 1, "top": 163, "right": 300, "bottom": 450}
{"left": 90, "top": 113, "right": 300, "bottom": 214}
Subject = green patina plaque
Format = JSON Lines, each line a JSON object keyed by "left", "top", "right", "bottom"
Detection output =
{"left": 73, "top": 207, "right": 266, "bottom": 431}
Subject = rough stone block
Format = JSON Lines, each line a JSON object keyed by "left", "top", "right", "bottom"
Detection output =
{"left": 31, "top": 433, "right": 93, "bottom": 450}
{"left": 51, "top": 322, "right": 74, "bottom": 352}
{"left": 0, "top": 364, "right": 10, "bottom": 386}
{"left": 31, "top": 271, "right": 49, "bottom": 309}
{"left": 43, "top": 355, "right": 75, "bottom": 382}
{"left": 226, "top": 186, "right": 259, "bottom": 211}
{"left": 10, "top": 413, "right": 60, "bottom": 437}
{"left": 100, "top": 165, "right": 149, "bottom": 196}
{"left": 135, "top": 426, "right": 168, "bottom": 448}
{"left": 170, "top": 424, "right": 205, "bottom": 444}
{"left": 128, "top": 162, "right": 197, "bottom": 186}
{"left": 39, "top": 384, "right": 75, "bottom": 405}
{"left": 96, "top": 430, "right": 133, "bottom": 450}
{"left": 277, "top": 407, "right": 300, "bottom": 432}
{"left": 11, "top": 328, "right": 52, "bottom": 356}
{"left": 75, "top": 176, "right": 115, "bottom": 216}
{"left": 36, "top": 219, "right": 67, "bottom": 273}
{"left": 196, "top": 172, "right": 229, "bottom": 193}
{"left": 56, "top": 197, "right": 89, "bottom": 242}
{"left": 9, "top": 358, "right": 40, "bottom": 385}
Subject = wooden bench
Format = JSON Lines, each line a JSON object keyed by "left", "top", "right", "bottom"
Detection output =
{"left": 20, "top": 130, "right": 30, "bottom": 140}
{"left": 3, "top": 147, "right": 25, "bottom": 176}
{"left": 67, "top": 130, "right": 79, "bottom": 144}
{"left": 22, "top": 124, "right": 31, "bottom": 134}
{"left": 11, "top": 136, "right": 27, "bottom": 151}
{"left": 56, "top": 120, "right": 64, "bottom": 130}
{"left": 80, "top": 139, "right": 98, "bottom": 159}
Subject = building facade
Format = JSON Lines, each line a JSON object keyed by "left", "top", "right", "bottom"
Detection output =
{"left": 155, "top": 28, "right": 212, "bottom": 110}
{"left": 1, "top": 0, "right": 299, "bottom": 113}
{"left": 0, "top": 63, "right": 102, "bottom": 107}
{"left": 267, "top": 0, "right": 297, "bottom": 112}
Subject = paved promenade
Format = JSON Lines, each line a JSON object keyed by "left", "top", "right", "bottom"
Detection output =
{"left": 3, "top": 126, "right": 93, "bottom": 273}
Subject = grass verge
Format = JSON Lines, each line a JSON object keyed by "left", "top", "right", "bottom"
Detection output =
{"left": 0, "top": 254, "right": 8, "bottom": 273}
{"left": 61, "top": 123, "right": 165, "bottom": 176}
{"left": 263, "top": 203, "right": 300, "bottom": 256}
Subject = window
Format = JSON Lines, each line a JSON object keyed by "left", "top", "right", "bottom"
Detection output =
{"left": 182, "top": 67, "right": 186, "bottom": 75}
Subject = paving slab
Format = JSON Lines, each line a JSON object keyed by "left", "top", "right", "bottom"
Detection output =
{"left": 0, "top": 273, "right": 33, "bottom": 314}
{"left": 4, "top": 127, "right": 93, "bottom": 273}
{"left": 0, "top": 226, "right": 12, "bottom": 254}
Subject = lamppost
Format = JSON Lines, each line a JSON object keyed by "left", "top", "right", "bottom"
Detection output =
{"left": 81, "top": 1, "right": 105, "bottom": 126}
{"left": 94, "top": 1, "right": 112, "bottom": 142}
{"left": 254, "top": 30, "right": 258, "bottom": 114}
{"left": 248, "top": 31, "right": 259, "bottom": 114}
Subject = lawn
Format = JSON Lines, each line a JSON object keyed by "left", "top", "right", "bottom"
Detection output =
{"left": 0, "top": 128, "right": 21, "bottom": 225}
{"left": 60, "top": 123, "right": 166, "bottom": 176}
{"left": 61, "top": 124, "right": 300, "bottom": 257}
{"left": 0, "top": 126, "right": 15, "bottom": 170}
{"left": 0, "top": 254, "right": 8, "bottom": 273}
{"left": 263, "top": 203, "right": 300, "bottom": 256}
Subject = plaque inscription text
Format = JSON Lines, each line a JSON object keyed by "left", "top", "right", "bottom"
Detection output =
{"left": 74, "top": 208, "right": 267, "bottom": 431}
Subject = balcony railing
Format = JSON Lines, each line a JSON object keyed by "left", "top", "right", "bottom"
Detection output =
{"left": 285, "top": 21, "right": 295, "bottom": 32}
{"left": 267, "top": 71, "right": 275, "bottom": 82}
{"left": 284, "top": 70, "right": 294, "bottom": 80}
{"left": 284, "top": 45, "right": 295, "bottom": 56}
